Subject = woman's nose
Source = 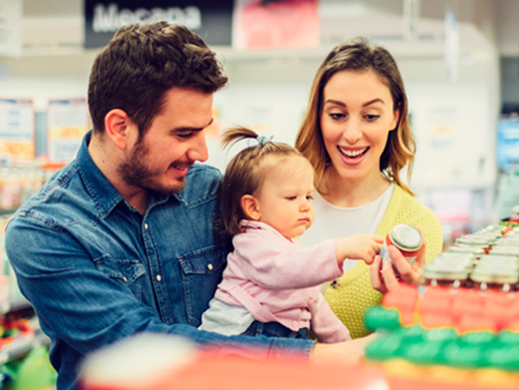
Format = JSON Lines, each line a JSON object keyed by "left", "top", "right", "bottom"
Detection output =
{"left": 342, "top": 118, "right": 362, "bottom": 144}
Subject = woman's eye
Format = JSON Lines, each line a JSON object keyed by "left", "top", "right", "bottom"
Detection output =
{"left": 329, "top": 113, "right": 345, "bottom": 121}
{"left": 365, "top": 114, "right": 380, "bottom": 122}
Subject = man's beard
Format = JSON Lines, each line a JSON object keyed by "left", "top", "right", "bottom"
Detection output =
{"left": 118, "top": 138, "right": 186, "bottom": 196}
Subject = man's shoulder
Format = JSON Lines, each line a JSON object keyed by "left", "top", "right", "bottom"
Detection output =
{"left": 9, "top": 161, "right": 89, "bottom": 227}
{"left": 176, "top": 163, "right": 223, "bottom": 207}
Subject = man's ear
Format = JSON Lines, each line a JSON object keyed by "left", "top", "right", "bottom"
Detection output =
{"left": 241, "top": 195, "right": 261, "bottom": 221}
{"left": 104, "top": 109, "right": 133, "bottom": 150}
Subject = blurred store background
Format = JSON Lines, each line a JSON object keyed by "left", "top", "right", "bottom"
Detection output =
{"left": 0, "top": 0, "right": 517, "bottom": 236}
{"left": 0, "top": 0, "right": 518, "bottom": 387}
{"left": 0, "top": 0, "right": 517, "bottom": 247}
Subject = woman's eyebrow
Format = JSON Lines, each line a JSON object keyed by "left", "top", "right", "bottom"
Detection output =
{"left": 362, "top": 98, "right": 385, "bottom": 107}
{"left": 323, "top": 99, "right": 345, "bottom": 107}
{"left": 323, "top": 98, "right": 386, "bottom": 108}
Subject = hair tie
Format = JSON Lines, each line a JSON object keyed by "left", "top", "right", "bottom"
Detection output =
{"left": 257, "top": 135, "right": 273, "bottom": 146}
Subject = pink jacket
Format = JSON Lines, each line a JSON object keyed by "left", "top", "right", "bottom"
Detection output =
{"left": 215, "top": 221, "right": 351, "bottom": 343}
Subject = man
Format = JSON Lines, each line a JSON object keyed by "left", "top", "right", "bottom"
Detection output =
{"left": 5, "top": 22, "right": 369, "bottom": 390}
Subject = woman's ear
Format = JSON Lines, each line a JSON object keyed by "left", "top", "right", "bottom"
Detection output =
{"left": 104, "top": 109, "right": 133, "bottom": 149}
{"left": 389, "top": 105, "right": 400, "bottom": 131}
{"left": 241, "top": 195, "right": 261, "bottom": 221}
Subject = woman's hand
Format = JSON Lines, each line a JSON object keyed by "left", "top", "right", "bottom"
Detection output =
{"left": 369, "top": 241, "right": 426, "bottom": 294}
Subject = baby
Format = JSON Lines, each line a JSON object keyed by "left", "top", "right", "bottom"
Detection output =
{"left": 199, "top": 127, "right": 383, "bottom": 342}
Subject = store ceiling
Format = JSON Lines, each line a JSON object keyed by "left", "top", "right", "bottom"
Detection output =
{"left": 17, "top": 0, "right": 519, "bottom": 56}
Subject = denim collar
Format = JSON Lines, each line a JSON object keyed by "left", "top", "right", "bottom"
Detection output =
{"left": 77, "top": 131, "right": 168, "bottom": 218}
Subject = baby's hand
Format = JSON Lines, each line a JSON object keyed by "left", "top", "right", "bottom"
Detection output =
{"left": 336, "top": 234, "right": 384, "bottom": 265}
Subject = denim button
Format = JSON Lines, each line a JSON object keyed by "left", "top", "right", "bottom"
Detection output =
{"left": 156, "top": 275, "right": 162, "bottom": 282}
{"left": 207, "top": 263, "right": 213, "bottom": 270}
{"left": 144, "top": 223, "right": 149, "bottom": 230}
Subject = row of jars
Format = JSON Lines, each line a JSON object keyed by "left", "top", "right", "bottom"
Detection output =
{"left": 422, "top": 225, "right": 519, "bottom": 292}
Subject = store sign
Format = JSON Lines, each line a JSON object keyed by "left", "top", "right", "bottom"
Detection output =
{"left": 47, "top": 98, "right": 90, "bottom": 165}
{"left": 0, "top": 0, "right": 22, "bottom": 56}
{"left": 84, "top": 0, "right": 233, "bottom": 48}
{"left": 0, "top": 98, "right": 35, "bottom": 162}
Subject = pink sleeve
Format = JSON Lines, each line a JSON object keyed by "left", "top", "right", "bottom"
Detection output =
{"left": 308, "top": 293, "right": 351, "bottom": 343}
{"left": 234, "top": 232, "right": 342, "bottom": 290}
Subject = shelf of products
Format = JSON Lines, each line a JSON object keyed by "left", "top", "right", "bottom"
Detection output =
{"left": 363, "top": 224, "right": 519, "bottom": 389}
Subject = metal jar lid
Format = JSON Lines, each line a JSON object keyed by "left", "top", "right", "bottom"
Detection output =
{"left": 448, "top": 245, "right": 485, "bottom": 256}
{"left": 489, "top": 246, "right": 519, "bottom": 257}
{"left": 471, "top": 233, "right": 499, "bottom": 243}
{"left": 469, "top": 267, "right": 519, "bottom": 284}
{"left": 389, "top": 224, "right": 423, "bottom": 251}
{"left": 495, "top": 238, "right": 519, "bottom": 247}
{"left": 483, "top": 225, "right": 506, "bottom": 234}
{"left": 454, "top": 236, "right": 490, "bottom": 246}
{"left": 477, "top": 254, "right": 519, "bottom": 266}
{"left": 433, "top": 252, "right": 474, "bottom": 268}
{"left": 422, "top": 262, "right": 469, "bottom": 281}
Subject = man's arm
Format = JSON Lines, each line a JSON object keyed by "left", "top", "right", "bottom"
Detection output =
{"left": 4, "top": 216, "right": 315, "bottom": 361}
{"left": 310, "top": 334, "right": 376, "bottom": 365}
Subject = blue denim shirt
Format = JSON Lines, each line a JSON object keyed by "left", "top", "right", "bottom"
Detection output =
{"left": 5, "top": 132, "right": 315, "bottom": 390}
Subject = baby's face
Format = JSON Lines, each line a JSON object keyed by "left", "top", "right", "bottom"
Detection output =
{"left": 254, "top": 156, "right": 315, "bottom": 240}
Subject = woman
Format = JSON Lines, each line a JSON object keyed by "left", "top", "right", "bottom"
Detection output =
{"left": 296, "top": 37, "right": 443, "bottom": 339}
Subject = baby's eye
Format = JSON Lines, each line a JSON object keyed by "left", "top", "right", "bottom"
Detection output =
{"left": 285, "top": 196, "right": 297, "bottom": 201}
{"left": 306, "top": 195, "right": 314, "bottom": 200}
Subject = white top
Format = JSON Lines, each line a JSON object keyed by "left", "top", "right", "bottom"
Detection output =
{"left": 199, "top": 298, "right": 254, "bottom": 336}
{"left": 299, "top": 183, "right": 394, "bottom": 274}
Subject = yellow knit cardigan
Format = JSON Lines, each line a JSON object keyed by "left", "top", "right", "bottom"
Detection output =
{"left": 323, "top": 184, "right": 444, "bottom": 339}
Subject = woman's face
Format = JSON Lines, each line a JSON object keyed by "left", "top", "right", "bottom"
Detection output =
{"left": 320, "top": 70, "right": 399, "bottom": 183}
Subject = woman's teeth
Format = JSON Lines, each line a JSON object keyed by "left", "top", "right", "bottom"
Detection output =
{"left": 339, "top": 147, "right": 368, "bottom": 157}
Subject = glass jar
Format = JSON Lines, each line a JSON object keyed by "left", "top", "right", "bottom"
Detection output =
{"left": 422, "top": 262, "right": 470, "bottom": 289}
{"left": 448, "top": 245, "right": 485, "bottom": 261}
{"left": 454, "top": 236, "right": 492, "bottom": 254}
{"left": 469, "top": 263, "right": 519, "bottom": 293}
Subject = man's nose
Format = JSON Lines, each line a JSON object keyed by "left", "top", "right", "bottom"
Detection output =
{"left": 186, "top": 131, "right": 208, "bottom": 162}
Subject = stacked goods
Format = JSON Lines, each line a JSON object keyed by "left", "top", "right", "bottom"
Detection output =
{"left": 364, "top": 284, "right": 519, "bottom": 388}
{"left": 422, "top": 225, "right": 519, "bottom": 292}
{"left": 363, "top": 225, "right": 519, "bottom": 388}
{"left": 500, "top": 206, "right": 519, "bottom": 228}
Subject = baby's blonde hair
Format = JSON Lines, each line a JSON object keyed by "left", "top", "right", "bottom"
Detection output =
{"left": 221, "top": 127, "right": 306, "bottom": 237}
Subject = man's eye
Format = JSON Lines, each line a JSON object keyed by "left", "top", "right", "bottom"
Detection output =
{"left": 177, "top": 133, "right": 193, "bottom": 139}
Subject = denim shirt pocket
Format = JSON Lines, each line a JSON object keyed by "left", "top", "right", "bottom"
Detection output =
{"left": 178, "top": 245, "right": 226, "bottom": 326}
{"left": 94, "top": 257, "right": 147, "bottom": 301}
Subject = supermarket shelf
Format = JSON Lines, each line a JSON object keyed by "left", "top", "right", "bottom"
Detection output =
{"left": 0, "top": 209, "right": 16, "bottom": 216}
{"left": 0, "top": 297, "right": 33, "bottom": 315}
{"left": 0, "top": 332, "right": 50, "bottom": 364}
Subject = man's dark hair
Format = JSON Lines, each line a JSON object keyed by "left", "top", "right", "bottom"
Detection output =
{"left": 88, "top": 22, "right": 228, "bottom": 138}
